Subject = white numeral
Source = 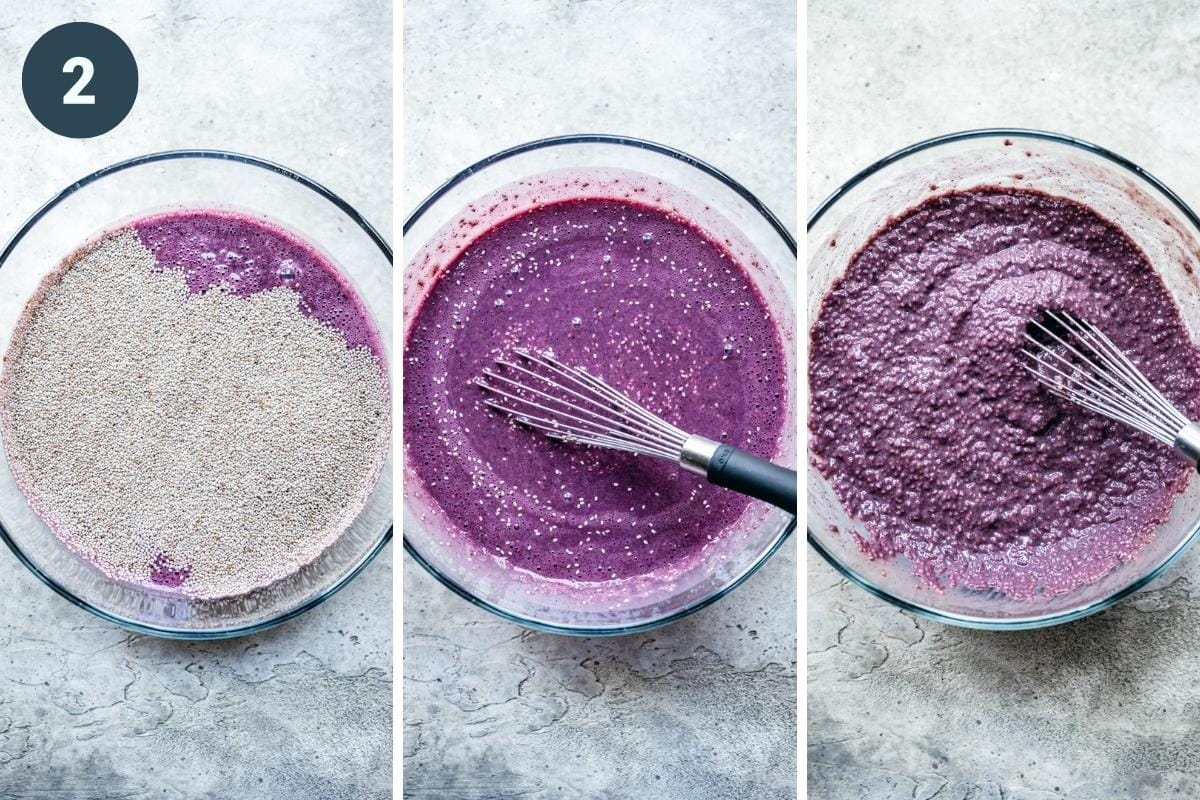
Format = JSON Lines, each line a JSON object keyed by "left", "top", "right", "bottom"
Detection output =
{"left": 62, "top": 56, "right": 95, "bottom": 105}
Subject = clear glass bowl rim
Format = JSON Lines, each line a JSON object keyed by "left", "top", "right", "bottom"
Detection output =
{"left": 807, "top": 127, "right": 1200, "bottom": 630}
{"left": 0, "top": 149, "right": 394, "bottom": 639}
{"left": 403, "top": 133, "right": 798, "bottom": 636}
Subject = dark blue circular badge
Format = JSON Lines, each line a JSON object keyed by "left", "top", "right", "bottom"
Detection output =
{"left": 22, "top": 22, "right": 138, "bottom": 139}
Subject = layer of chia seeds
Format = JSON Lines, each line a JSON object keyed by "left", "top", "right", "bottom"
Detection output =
{"left": 0, "top": 213, "right": 390, "bottom": 600}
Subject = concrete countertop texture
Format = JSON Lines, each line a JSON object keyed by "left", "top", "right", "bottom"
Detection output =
{"left": 0, "top": 3, "right": 391, "bottom": 799}
{"left": 403, "top": 1, "right": 797, "bottom": 799}
{"left": 810, "top": 2, "right": 1200, "bottom": 799}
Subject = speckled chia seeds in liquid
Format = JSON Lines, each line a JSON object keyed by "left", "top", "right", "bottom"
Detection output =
{"left": 810, "top": 187, "right": 1200, "bottom": 599}
{"left": 0, "top": 210, "right": 390, "bottom": 599}
{"left": 405, "top": 197, "right": 786, "bottom": 585}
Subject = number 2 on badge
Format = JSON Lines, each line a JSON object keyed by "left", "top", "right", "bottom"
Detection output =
{"left": 62, "top": 56, "right": 95, "bottom": 105}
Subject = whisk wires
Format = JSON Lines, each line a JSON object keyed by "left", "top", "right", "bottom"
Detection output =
{"left": 1021, "top": 310, "right": 1188, "bottom": 446}
{"left": 475, "top": 348, "right": 690, "bottom": 462}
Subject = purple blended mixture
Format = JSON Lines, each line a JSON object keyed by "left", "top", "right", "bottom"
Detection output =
{"left": 405, "top": 197, "right": 786, "bottom": 584}
{"left": 134, "top": 209, "right": 385, "bottom": 362}
{"left": 810, "top": 187, "right": 1200, "bottom": 599}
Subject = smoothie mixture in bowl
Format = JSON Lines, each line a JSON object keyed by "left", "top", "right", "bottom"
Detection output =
{"left": 405, "top": 160, "right": 796, "bottom": 630}
{"left": 1, "top": 209, "right": 390, "bottom": 600}
{"left": 807, "top": 131, "right": 1200, "bottom": 625}
{"left": 810, "top": 187, "right": 1200, "bottom": 599}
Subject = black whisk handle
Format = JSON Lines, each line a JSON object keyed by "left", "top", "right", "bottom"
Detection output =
{"left": 706, "top": 444, "right": 797, "bottom": 515}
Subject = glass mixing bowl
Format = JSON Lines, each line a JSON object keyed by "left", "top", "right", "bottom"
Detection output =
{"left": 404, "top": 135, "right": 797, "bottom": 635}
{"left": 0, "top": 151, "right": 393, "bottom": 638}
{"left": 808, "top": 128, "right": 1200, "bottom": 629}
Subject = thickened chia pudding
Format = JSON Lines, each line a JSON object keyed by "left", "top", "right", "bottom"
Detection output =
{"left": 0, "top": 209, "right": 390, "bottom": 600}
{"left": 810, "top": 187, "right": 1200, "bottom": 599}
{"left": 405, "top": 192, "right": 786, "bottom": 593}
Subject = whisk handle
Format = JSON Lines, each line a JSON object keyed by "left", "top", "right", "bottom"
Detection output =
{"left": 707, "top": 445, "right": 797, "bottom": 515}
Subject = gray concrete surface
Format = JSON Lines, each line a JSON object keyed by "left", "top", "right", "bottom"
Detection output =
{"left": 808, "top": 3, "right": 1200, "bottom": 798}
{"left": 0, "top": 3, "right": 391, "bottom": 799}
{"left": 403, "top": 1, "right": 797, "bottom": 798}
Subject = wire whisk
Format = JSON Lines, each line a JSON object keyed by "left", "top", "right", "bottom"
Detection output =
{"left": 1022, "top": 310, "right": 1200, "bottom": 463}
{"left": 476, "top": 348, "right": 796, "bottom": 514}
